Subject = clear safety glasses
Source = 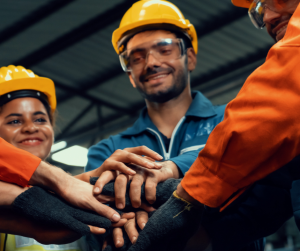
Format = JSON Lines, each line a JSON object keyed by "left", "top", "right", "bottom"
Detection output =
{"left": 119, "top": 38, "right": 185, "bottom": 72}
{"left": 249, "top": 0, "right": 298, "bottom": 29}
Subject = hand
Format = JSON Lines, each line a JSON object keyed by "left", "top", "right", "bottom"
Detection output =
{"left": 95, "top": 161, "right": 180, "bottom": 209}
{"left": 76, "top": 146, "right": 163, "bottom": 184}
{"left": 29, "top": 162, "right": 121, "bottom": 223}
{"left": 127, "top": 191, "right": 204, "bottom": 251}
{"left": 13, "top": 186, "right": 112, "bottom": 236}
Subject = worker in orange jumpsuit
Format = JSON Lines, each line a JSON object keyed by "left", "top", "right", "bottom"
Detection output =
{"left": 126, "top": 0, "right": 300, "bottom": 250}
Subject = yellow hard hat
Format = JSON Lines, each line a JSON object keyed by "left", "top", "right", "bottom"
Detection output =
{"left": 0, "top": 65, "right": 56, "bottom": 112}
{"left": 231, "top": 0, "right": 252, "bottom": 8}
{"left": 112, "top": 0, "right": 198, "bottom": 54}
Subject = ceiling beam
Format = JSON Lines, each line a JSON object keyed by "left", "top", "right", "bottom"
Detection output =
{"left": 0, "top": 0, "right": 75, "bottom": 45}
{"left": 13, "top": 0, "right": 137, "bottom": 67}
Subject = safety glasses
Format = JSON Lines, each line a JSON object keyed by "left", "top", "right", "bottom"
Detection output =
{"left": 119, "top": 38, "right": 185, "bottom": 72}
{"left": 249, "top": 0, "right": 297, "bottom": 29}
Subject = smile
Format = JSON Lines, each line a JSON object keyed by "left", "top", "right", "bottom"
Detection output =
{"left": 19, "top": 139, "right": 43, "bottom": 146}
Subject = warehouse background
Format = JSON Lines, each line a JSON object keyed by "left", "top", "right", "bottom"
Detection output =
{"left": 0, "top": 0, "right": 297, "bottom": 249}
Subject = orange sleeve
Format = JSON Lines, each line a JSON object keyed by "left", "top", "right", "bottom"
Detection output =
{"left": 182, "top": 4, "right": 300, "bottom": 208}
{"left": 0, "top": 138, "right": 41, "bottom": 187}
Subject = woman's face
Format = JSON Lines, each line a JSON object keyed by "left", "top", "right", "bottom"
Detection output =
{"left": 0, "top": 98, "right": 54, "bottom": 160}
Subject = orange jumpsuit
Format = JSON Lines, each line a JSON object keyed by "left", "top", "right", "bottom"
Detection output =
{"left": 0, "top": 138, "right": 41, "bottom": 187}
{"left": 182, "top": 3, "right": 300, "bottom": 209}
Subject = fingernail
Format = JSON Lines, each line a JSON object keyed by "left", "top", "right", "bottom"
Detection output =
{"left": 94, "top": 187, "right": 100, "bottom": 194}
{"left": 117, "top": 203, "right": 123, "bottom": 209}
{"left": 146, "top": 161, "right": 155, "bottom": 168}
{"left": 112, "top": 213, "right": 120, "bottom": 222}
{"left": 156, "top": 154, "right": 163, "bottom": 160}
{"left": 129, "top": 170, "right": 136, "bottom": 175}
{"left": 142, "top": 223, "right": 146, "bottom": 229}
{"left": 132, "top": 237, "right": 137, "bottom": 244}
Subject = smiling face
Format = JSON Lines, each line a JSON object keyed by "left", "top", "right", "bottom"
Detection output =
{"left": 263, "top": 0, "right": 300, "bottom": 41}
{"left": 0, "top": 98, "right": 54, "bottom": 160}
{"left": 127, "top": 30, "right": 196, "bottom": 103}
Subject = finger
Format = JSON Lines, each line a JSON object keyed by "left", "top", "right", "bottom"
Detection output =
{"left": 90, "top": 199, "right": 121, "bottom": 223}
{"left": 124, "top": 218, "right": 139, "bottom": 244}
{"left": 94, "top": 171, "right": 117, "bottom": 194}
{"left": 124, "top": 146, "right": 163, "bottom": 161}
{"left": 144, "top": 177, "right": 157, "bottom": 204}
{"left": 111, "top": 218, "right": 128, "bottom": 227}
{"left": 113, "top": 228, "right": 124, "bottom": 248}
{"left": 121, "top": 212, "right": 135, "bottom": 219}
{"left": 88, "top": 225, "right": 106, "bottom": 234}
{"left": 136, "top": 211, "right": 149, "bottom": 230}
{"left": 130, "top": 174, "right": 144, "bottom": 208}
{"left": 140, "top": 203, "right": 156, "bottom": 212}
{"left": 115, "top": 174, "right": 129, "bottom": 209}
{"left": 94, "top": 194, "right": 115, "bottom": 204}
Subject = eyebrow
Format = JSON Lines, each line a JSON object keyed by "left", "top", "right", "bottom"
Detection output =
{"left": 33, "top": 111, "right": 47, "bottom": 116}
{"left": 5, "top": 111, "right": 47, "bottom": 119}
{"left": 5, "top": 113, "right": 22, "bottom": 119}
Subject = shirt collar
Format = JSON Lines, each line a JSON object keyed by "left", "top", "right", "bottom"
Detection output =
{"left": 120, "top": 91, "right": 217, "bottom": 136}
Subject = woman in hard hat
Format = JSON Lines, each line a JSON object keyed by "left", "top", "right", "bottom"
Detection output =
{"left": 0, "top": 65, "right": 91, "bottom": 251}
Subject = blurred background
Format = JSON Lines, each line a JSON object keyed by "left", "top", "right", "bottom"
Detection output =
{"left": 0, "top": 0, "right": 297, "bottom": 250}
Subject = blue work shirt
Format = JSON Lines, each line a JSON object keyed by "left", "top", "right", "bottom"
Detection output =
{"left": 85, "top": 91, "right": 226, "bottom": 173}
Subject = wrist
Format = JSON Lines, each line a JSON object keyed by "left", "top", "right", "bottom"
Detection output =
{"left": 28, "top": 161, "right": 69, "bottom": 195}
{"left": 165, "top": 161, "right": 180, "bottom": 179}
{"left": 176, "top": 183, "right": 203, "bottom": 208}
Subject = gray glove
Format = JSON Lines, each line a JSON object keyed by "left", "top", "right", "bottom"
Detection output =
{"left": 127, "top": 192, "right": 203, "bottom": 251}
{"left": 13, "top": 186, "right": 111, "bottom": 236}
{"left": 90, "top": 177, "right": 181, "bottom": 209}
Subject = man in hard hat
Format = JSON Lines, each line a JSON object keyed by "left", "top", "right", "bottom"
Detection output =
{"left": 86, "top": 0, "right": 295, "bottom": 250}
{"left": 124, "top": 0, "right": 300, "bottom": 250}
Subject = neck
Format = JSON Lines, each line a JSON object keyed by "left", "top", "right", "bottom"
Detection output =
{"left": 146, "top": 85, "right": 192, "bottom": 138}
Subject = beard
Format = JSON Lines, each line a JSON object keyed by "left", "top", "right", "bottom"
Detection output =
{"left": 135, "top": 66, "right": 188, "bottom": 103}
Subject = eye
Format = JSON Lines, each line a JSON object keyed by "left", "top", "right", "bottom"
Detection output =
{"left": 7, "top": 119, "right": 21, "bottom": 125}
{"left": 35, "top": 117, "right": 47, "bottom": 123}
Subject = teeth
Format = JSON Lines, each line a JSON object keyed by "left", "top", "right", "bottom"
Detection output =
{"left": 277, "top": 25, "right": 287, "bottom": 35}
{"left": 22, "top": 139, "right": 39, "bottom": 143}
{"left": 152, "top": 74, "right": 167, "bottom": 80}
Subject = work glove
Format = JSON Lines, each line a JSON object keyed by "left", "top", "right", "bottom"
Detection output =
{"left": 13, "top": 186, "right": 111, "bottom": 236}
{"left": 90, "top": 177, "right": 181, "bottom": 209}
{"left": 127, "top": 191, "right": 203, "bottom": 251}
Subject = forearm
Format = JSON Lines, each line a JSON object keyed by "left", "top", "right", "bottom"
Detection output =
{"left": 28, "top": 161, "right": 71, "bottom": 197}
{"left": 0, "top": 181, "right": 26, "bottom": 207}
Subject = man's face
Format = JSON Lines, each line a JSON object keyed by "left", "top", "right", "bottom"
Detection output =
{"left": 126, "top": 30, "right": 195, "bottom": 103}
{"left": 263, "top": 0, "right": 300, "bottom": 41}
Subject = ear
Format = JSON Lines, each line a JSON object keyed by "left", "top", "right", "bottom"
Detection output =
{"left": 186, "top": 48, "right": 197, "bottom": 72}
{"left": 128, "top": 72, "right": 136, "bottom": 88}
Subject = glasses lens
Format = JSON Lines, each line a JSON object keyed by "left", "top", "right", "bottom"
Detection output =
{"left": 249, "top": 0, "right": 265, "bottom": 29}
{"left": 119, "top": 39, "right": 184, "bottom": 72}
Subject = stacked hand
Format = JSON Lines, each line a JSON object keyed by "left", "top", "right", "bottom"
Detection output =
{"left": 13, "top": 186, "right": 112, "bottom": 236}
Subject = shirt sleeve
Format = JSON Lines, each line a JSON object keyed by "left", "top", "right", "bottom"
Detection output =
{"left": 85, "top": 138, "right": 115, "bottom": 172}
{"left": 0, "top": 138, "right": 41, "bottom": 187}
{"left": 170, "top": 149, "right": 203, "bottom": 175}
{"left": 181, "top": 5, "right": 300, "bottom": 208}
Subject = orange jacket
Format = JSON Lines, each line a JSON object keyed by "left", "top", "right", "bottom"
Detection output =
{"left": 0, "top": 138, "right": 41, "bottom": 187}
{"left": 182, "top": 3, "right": 300, "bottom": 209}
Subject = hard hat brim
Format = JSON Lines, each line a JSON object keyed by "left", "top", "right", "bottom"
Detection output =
{"left": 113, "top": 18, "right": 197, "bottom": 54}
{"left": 231, "top": 0, "right": 252, "bottom": 8}
{"left": 0, "top": 77, "right": 56, "bottom": 112}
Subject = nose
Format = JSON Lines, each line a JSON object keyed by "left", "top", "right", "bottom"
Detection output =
{"left": 21, "top": 121, "right": 39, "bottom": 134}
{"left": 263, "top": 7, "right": 281, "bottom": 25}
{"left": 144, "top": 51, "right": 162, "bottom": 69}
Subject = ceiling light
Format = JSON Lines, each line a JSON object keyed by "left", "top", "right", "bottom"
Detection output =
{"left": 52, "top": 145, "right": 88, "bottom": 167}
{"left": 51, "top": 141, "right": 67, "bottom": 153}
